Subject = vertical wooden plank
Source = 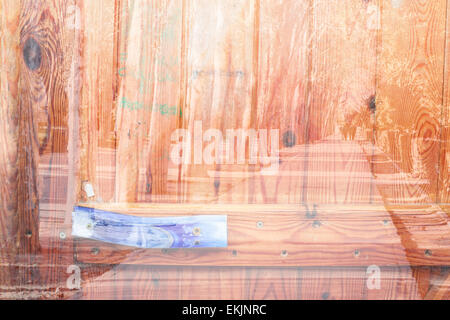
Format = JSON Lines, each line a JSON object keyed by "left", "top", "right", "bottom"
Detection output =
{"left": 438, "top": 0, "right": 450, "bottom": 206}
{"left": 1, "top": 0, "right": 79, "bottom": 295}
{"left": 38, "top": 0, "right": 81, "bottom": 294}
{"left": 238, "top": 0, "right": 309, "bottom": 204}
{"left": 241, "top": 0, "right": 378, "bottom": 205}
{"left": 15, "top": 0, "right": 52, "bottom": 288}
{"left": 113, "top": 0, "right": 184, "bottom": 203}
{"left": 79, "top": 0, "right": 118, "bottom": 203}
{"left": 0, "top": 0, "right": 20, "bottom": 291}
{"left": 307, "top": 0, "right": 377, "bottom": 144}
{"left": 178, "top": 0, "right": 256, "bottom": 203}
{"left": 303, "top": 0, "right": 378, "bottom": 204}
{"left": 376, "top": 0, "right": 447, "bottom": 204}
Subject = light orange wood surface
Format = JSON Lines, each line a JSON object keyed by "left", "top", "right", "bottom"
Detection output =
{"left": 0, "top": 0, "right": 19, "bottom": 290}
{"left": 77, "top": 265, "right": 441, "bottom": 300}
{"left": 0, "top": 0, "right": 449, "bottom": 299}
{"left": 439, "top": 0, "right": 450, "bottom": 207}
{"left": 375, "top": 0, "right": 446, "bottom": 204}
{"left": 73, "top": 203, "right": 449, "bottom": 267}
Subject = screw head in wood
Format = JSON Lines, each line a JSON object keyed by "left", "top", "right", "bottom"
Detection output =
{"left": 193, "top": 227, "right": 201, "bottom": 236}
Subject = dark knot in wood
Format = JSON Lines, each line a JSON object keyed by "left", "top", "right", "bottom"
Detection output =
{"left": 23, "top": 37, "right": 42, "bottom": 71}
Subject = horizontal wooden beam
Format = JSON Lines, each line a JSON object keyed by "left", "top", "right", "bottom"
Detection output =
{"left": 73, "top": 203, "right": 450, "bottom": 267}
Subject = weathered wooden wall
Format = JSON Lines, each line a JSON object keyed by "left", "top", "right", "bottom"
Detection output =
{"left": 0, "top": 0, "right": 20, "bottom": 293}
{"left": 0, "top": 0, "right": 449, "bottom": 299}
{"left": 76, "top": 265, "right": 448, "bottom": 300}
{"left": 375, "top": 0, "right": 446, "bottom": 204}
{"left": 0, "top": 0, "right": 79, "bottom": 297}
{"left": 440, "top": 0, "right": 450, "bottom": 208}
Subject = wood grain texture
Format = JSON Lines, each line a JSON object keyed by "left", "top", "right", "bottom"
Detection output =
{"left": 1, "top": 263, "right": 440, "bottom": 299}
{"left": 79, "top": 265, "right": 302, "bottom": 300}
{"left": 78, "top": 0, "right": 117, "bottom": 203}
{"left": 176, "top": 0, "right": 257, "bottom": 203}
{"left": 375, "top": 0, "right": 447, "bottom": 204}
{"left": 29, "top": 0, "right": 80, "bottom": 295}
{"left": 0, "top": 0, "right": 80, "bottom": 297}
{"left": 0, "top": 0, "right": 449, "bottom": 299}
{"left": 423, "top": 267, "right": 450, "bottom": 299}
{"left": 114, "top": 0, "right": 184, "bottom": 203}
{"left": 0, "top": 0, "right": 20, "bottom": 292}
{"left": 76, "top": 0, "right": 381, "bottom": 206}
{"left": 306, "top": 0, "right": 377, "bottom": 143}
{"left": 438, "top": 0, "right": 450, "bottom": 206}
{"left": 77, "top": 265, "right": 440, "bottom": 300}
{"left": 73, "top": 203, "right": 450, "bottom": 267}
{"left": 223, "top": 0, "right": 379, "bottom": 205}
{"left": 300, "top": 266, "right": 433, "bottom": 300}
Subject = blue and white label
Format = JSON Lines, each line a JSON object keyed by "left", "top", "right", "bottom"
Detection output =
{"left": 72, "top": 206, "right": 228, "bottom": 249}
